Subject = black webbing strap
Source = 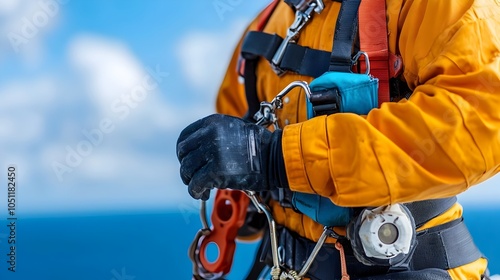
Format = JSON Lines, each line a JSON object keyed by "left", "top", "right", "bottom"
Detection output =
{"left": 242, "top": 0, "right": 363, "bottom": 76}
{"left": 404, "top": 197, "right": 458, "bottom": 228}
{"left": 411, "top": 218, "right": 483, "bottom": 270}
{"left": 241, "top": 31, "right": 331, "bottom": 78}
{"left": 328, "top": 0, "right": 361, "bottom": 72}
{"left": 242, "top": 58, "right": 260, "bottom": 121}
{"left": 241, "top": 32, "right": 282, "bottom": 62}
{"left": 282, "top": 44, "right": 331, "bottom": 77}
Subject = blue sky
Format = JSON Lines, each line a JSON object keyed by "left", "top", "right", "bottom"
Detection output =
{"left": 0, "top": 0, "right": 499, "bottom": 216}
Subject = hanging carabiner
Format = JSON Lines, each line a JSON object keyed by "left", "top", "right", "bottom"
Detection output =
{"left": 271, "top": 0, "right": 324, "bottom": 75}
{"left": 254, "top": 81, "right": 312, "bottom": 129}
{"left": 189, "top": 191, "right": 250, "bottom": 279}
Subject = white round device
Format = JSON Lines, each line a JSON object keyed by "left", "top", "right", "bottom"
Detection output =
{"left": 357, "top": 204, "right": 414, "bottom": 259}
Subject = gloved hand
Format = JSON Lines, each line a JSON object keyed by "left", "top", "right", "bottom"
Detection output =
{"left": 176, "top": 114, "right": 288, "bottom": 200}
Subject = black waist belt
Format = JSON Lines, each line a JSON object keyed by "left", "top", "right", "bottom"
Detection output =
{"left": 260, "top": 219, "right": 482, "bottom": 279}
{"left": 412, "top": 218, "right": 482, "bottom": 271}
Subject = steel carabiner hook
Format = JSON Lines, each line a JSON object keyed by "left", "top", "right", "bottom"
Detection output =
{"left": 253, "top": 81, "right": 312, "bottom": 130}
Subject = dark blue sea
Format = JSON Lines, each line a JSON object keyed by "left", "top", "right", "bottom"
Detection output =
{"left": 0, "top": 208, "right": 498, "bottom": 280}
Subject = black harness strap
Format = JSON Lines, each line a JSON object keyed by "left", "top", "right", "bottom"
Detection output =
{"left": 281, "top": 43, "right": 332, "bottom": 77}
{"left": 412, "top": 218, "right": 483, "bottom": 270}
{"left": 405, "top": 197, "right": 457, "bottom": 228}
{"left": 242, "top": 59, "right": 260, "bottom": 121}
{"left": 241, "top": 0, "right": 361, "bottom": 77}
{"left": 242, "top": 31, "right": 332, "bottom": 78}
{"left": 241, "top": 32, "right": 283, "bottom": 62}
{"left": 328, "top": 0, "right": 360, "bottom": 72}
{"left": 240, "top": 0, "right": 360, "bottom": 119}
{"left": 259, "top": 217, "right": 482, "bottom": 279}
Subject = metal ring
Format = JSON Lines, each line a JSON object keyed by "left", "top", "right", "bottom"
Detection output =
{"left": 352, "top": 51, "right": 371, "bottom": 75}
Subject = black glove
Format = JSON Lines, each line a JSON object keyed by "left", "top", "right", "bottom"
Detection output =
{"left": 176, "top": 114, "right": 288, "bottom": 200}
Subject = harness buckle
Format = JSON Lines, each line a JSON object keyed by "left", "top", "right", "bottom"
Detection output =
{"left": 271, "top": 1, "right": 324, "bottom": 75}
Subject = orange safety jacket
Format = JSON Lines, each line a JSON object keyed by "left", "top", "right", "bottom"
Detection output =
{"left": 216, "top": 1, "right": 500, "bottom": 279}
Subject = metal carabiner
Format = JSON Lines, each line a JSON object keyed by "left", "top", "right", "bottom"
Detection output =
{"left": 293, "top": 0, "right": 325, "bottom": 14}
{"left": 296, "top": 227, "right": 341, "bottom": 278}
{"left": 271, "top": 0, "right": 324, "bottom": 75}
{"left": 254, "top": 81, "right": 312, "bottom": 129}
{"left": 245, "top": 191, "right": 282, "bottom": 279}
{"left": 352, "top": 51, "right": 371, "bottom": 75}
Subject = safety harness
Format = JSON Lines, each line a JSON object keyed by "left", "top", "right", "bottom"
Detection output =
{"left": 240, "top": 0, "right": 404, "bottom": 121}
{"left": 187, "top": 1, "right": 483, "bottom": 279}
{"left": 235, "top": 0, "right": 483, "bottom": 279}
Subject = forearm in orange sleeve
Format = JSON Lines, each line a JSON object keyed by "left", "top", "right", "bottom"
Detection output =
{"left": 282, "top": 0, "right": 500, "bottom": 207}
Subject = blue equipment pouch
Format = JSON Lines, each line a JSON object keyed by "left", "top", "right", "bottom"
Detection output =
{"left": 307, "top": 71, "right": 379, "bottom": 118}
{"left": 292, "top": 71, "right": 379, "bottom": 227}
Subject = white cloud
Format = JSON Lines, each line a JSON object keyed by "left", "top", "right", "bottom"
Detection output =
{"left": 176, "top": 19, "right": 248, "bottom": 94}
{"left": 0, "top": 76, "right": 56, "bottom": 158}
{"left": 28, "top": 33, "right": 194, "bottom": 212}
{"left": 0, "top": 0, "right": 20, "bottom": 15}
{"left": 0, "top": 33, "right": 200, "bottom": 214}
{"left": 68, "top": 35, "right": 146, "bottom": 113}
{"left": 66, "top": 34, "right": 199, "bottom": 131}
{"left": 0, "top": 77, "right": 61, "bottom": 213}
{"left": 0, "top": 0, "right": 65, "bottom": 65}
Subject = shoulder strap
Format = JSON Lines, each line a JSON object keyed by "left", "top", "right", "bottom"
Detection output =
{"left": 329, "top": 0, "right": 361, "bottom": 72}
{"left": 240, "top": 0, "right": 280, "bottom": 121}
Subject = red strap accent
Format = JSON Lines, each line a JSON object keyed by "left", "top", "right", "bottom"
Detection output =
{"left": 257, "top": 0, "right": 280, "bottom": 31}
{"left": 335, "top": 242, "right": 350, "bottom": 280}
{"left": 358, "top": 0, "right": 391, "bottom": 106}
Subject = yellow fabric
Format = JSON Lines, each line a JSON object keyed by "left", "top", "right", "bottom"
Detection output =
{"left": 448, "top": 258, "right": 489, "bottom": 280}
{"left": 215, "top": 0, "right": 499, "bottom": 279}
{"left": 416, "top": 203, "right": 463, "bottom": 231}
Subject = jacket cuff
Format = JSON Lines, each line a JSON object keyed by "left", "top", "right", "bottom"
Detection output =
{"left": 281, "top": 123, "right": 315, "bottom": 194}
{"left": 269, "top": 130, "right": 289, "bottom": 189}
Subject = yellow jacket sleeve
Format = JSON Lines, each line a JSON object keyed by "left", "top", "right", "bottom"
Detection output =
{"left": 283, "top": 0, "right": 500, "bottom": 207}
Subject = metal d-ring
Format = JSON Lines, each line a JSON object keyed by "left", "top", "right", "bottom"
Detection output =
{"left": 352, "top": 51, "right": 371, "bottom": 75}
